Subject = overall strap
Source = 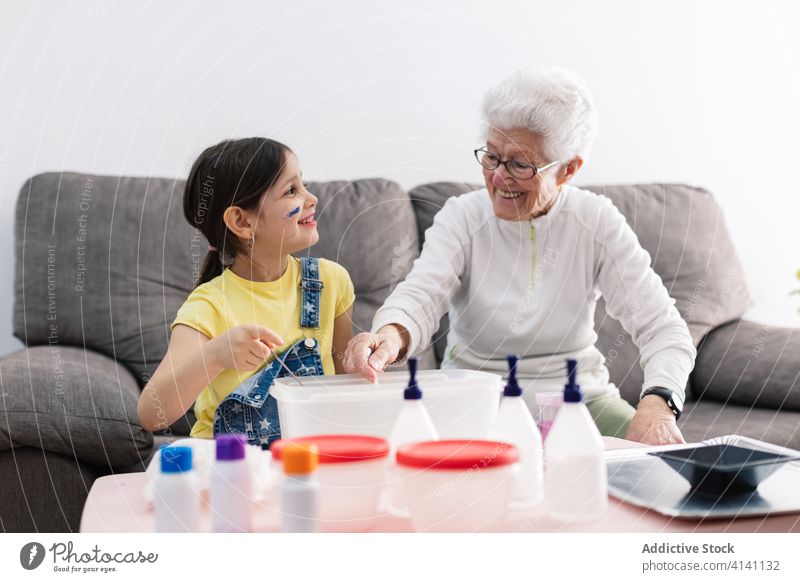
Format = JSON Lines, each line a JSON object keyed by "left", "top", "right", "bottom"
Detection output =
{"left": 299, "top": 256, "right": 323, "bottom": 329}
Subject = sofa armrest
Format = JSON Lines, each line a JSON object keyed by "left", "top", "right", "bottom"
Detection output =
{"left": 0, "top": 346, "right": 153, "bottom": 467}
{"left": 691, "top": 319, "right": 800, "bottom": 411}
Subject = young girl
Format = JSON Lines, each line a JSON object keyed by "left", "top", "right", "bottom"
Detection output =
{"left": 137, "top": 137, "right": 355, "bottom": 448}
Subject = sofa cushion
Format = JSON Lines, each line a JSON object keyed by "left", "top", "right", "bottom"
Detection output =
{"left": 0, "top": 346, "right": 153, "bottom": 466}
{"left": 680, "top": 400, "right": 800, "bottom": 450}
{"left": 14, "top": 172, "right": 197, "bottom": 385}
{"left": 0, "top": 447, "right": 109, "bottom": 532}
{"left": 691, "top": 319, "right": 800, "bottom": 411}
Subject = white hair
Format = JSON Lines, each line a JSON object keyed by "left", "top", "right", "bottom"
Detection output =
{"left": 481, "top": 67, "right": 598, "bottom": 162}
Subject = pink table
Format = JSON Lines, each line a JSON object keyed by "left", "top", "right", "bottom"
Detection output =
{"left": 80, "top": 437, "right": 800, "bottom": 533}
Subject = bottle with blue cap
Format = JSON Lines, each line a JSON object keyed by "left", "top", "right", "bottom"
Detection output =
{"left": 154, "top": 445, "right": 201, "bottom": 532}
{"left": 210, "top": 434, "right": 253, "bottom": 533}
{"left": 387, "top": 357, "right": 438, "bottom": 515}
{"left": 488, "top": 355, "right": 543, "bottom": 505}
{"left": 543, "top": 359, "right": 607, "bottom": 522}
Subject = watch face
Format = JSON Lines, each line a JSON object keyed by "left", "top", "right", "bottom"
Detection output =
{"left": 671, "top": 391, "right": 684, "bottom": 412}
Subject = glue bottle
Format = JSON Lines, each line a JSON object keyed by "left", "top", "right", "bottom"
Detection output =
{"left": 388, "top": 357, "right": 438, "bottom": 450}
{"left": 489, "top": 355, "right": 543, "bottom": 505}
{"left": 154, "top": 446, "right": 200, "bottom": 533}
{"left": 543, "top": 359, "right": 608, "bottom": 522}
{"left": 387, "top": 357, "right": 438, "bottom": 514}
{"left": 281, "top": 443, "right": 320, "bottom": 533}
{"left": 210, "top": 434, "right": 253, "bottom": 533}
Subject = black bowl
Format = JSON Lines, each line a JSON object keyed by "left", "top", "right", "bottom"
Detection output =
{"left": 649, "top": 444, "right": 800, "bottom": 497}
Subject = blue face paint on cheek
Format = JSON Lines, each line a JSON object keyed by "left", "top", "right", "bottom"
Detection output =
{"left": 284, "top": 206, "right": 301, "bottom": 219}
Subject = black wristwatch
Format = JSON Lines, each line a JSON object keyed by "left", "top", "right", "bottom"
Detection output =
{"left": 641, "top": 387, "right": 684, "bottom": 420}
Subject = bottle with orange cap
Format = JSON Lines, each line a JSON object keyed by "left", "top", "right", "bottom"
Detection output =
{"left": 280, "top": 443, "right": 320, "bottom": 533}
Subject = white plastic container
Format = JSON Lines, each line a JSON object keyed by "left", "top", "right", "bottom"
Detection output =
{"left": 154, "top": 446, "right": 200, "bottom": 533}
{"left": 397, "top": 439, "right": 519, "bottom": 532}
{"left": 280, "top": 443, "right": 320, "bottom": 533}
{"left": 270, "top": 435, "right": 389, "bottom": 532}
{"left": 210, "top": 434, "right": 253, "bottom": 533}
{"left": 489, "top": 356, "right": 543, "bottom": 506}
{"left": 271, "top": 369, "right": 502, "bottom": 440}
{"left": 544, "top": 360, "right": 608, "bottom": 522}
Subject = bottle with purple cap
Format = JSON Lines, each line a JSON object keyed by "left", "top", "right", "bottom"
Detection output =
{"left": 210, "top": 433, "right": 253, "bottom": 532}
{"left": 543, "top": 359, "right": 607, "bottom": 522}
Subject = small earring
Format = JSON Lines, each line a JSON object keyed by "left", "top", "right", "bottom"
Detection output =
{"left": 249, "top": 233, "right": 255, "bottom": 247}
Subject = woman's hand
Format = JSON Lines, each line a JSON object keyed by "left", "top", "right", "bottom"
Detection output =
{"left": 343, "top": 324, "right": 409, "bottom": 383}
{"left": 624, "top": 395, "right": 686, "bottom": 445}
{"left": 208, "top": 324, "right": 284, "bottom": 371}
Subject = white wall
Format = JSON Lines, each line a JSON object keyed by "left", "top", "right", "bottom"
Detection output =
{"left": 1, "top": 0, "right": 799, "bottom": 357}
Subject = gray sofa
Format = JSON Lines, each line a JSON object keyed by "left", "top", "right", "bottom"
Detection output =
{"left": 1, "top": 172, "right": 798, "bottom": 532}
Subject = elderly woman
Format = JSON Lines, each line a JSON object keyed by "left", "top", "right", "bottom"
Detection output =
{"left": 343, "top": 67, "right": 696, "bottom": 445}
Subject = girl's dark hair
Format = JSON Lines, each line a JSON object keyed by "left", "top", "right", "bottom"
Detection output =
{"left": 183, "top": 137, "right": 292, "bottom": 286}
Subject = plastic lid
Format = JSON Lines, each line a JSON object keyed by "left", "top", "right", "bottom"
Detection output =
{"left": 271, "top": 435, "right": 389, "bottom": 464}
{"left": 503, "top": 355, "right": 523, "bottom": 397}
{"left": 160, "top": 446, "right": 193, "bottom": 473}
{"left": 396, "top": 440, "right": 519, "bottom": 470}
{"left": 563, "top": 358, "right": 584, "bottom": 403}
{"left": 404, "top": 357, "right": 422, "bottom": 400}
{"left": 282, "top": 443, "right": 320, "bottom": 475}
{"left": 216, "top": 434, "right": 246, "bottom": 461}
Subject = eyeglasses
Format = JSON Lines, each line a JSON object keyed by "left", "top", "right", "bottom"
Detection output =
{"left": 473, "top": 146, "right": 559, "bottom": 180}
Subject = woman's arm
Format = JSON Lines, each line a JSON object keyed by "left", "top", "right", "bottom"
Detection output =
{"left": 594, "top": 198, "right": 696, "bottom": 399}
{"left": 344, "top": 196, "right": 472, "bottom": 381}
{"left": 332, "top": 306, "right": 353, "bottom": 374}
{"left": 137, "top": 323, "right": 283, "bottom": 432}
{"left": 594, "top": 197, "right": 695, "bottom": 444}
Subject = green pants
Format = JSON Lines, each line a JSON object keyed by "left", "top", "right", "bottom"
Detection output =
{"left": 585, "top": 394, "right": 637, "bottom": 438}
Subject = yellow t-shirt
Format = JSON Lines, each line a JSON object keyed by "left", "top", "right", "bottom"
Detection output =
{"left": 171, "top": 257, "right": 355, "bottom": 438}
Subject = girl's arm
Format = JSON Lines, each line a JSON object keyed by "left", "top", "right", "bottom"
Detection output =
{"left": 137, "top": 323, "right": 283, "bottom": 432}
{"left": 332, "top": 306, "right": 353, "bottom": 374}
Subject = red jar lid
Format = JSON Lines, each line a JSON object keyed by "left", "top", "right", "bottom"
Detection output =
{"left": 271, "top": 435, "right": 389, "bottom": 464}
{"left": 396, "top": 440, "right": 519, "bottom": 470}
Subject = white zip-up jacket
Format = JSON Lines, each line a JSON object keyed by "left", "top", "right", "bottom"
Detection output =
{"left": 372, "top": 185, "right": 696, "bottom": 403}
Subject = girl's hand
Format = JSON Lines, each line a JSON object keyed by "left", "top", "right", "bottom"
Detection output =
{"left": 624, "top": 395, "right": 686, "bottom": 445}
{"left": 343, "top": 324, "right": 408, "bottom": 383}
{"left": 208, "top": 324, "right": 284, "bottom": 371}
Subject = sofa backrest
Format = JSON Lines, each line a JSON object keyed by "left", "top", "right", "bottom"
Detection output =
{"left": 14, "top": 172, "right": 421, "bottom": 385}
{"left": 408, "top": 182, "right": 752, "bottom": 402}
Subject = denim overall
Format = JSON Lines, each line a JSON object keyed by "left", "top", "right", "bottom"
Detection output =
{"left": 212, "top": 257, "right": 324, "bottom": 449}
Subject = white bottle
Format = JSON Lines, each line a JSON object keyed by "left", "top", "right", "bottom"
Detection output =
{"left": 387, "top": 357, "right": 438, "bottom": 515}
{"left": 489, "top": 355, "right": 543, "bottom": 505}
{"left": 154, "top": 446, "right": 200, "bottom": 533}
{"left": 544, "top": 359, "right": 608, "bottom": 522}
{"left": 210, "top": 434, "right": 253, "bottom": 533}
{"left": 281, "top": 443, "right": 320, "bottom": 533}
